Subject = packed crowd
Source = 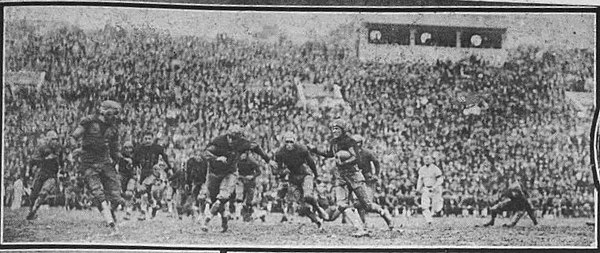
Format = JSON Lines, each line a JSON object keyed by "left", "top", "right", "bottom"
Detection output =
{"left": 3, "top": 21, "right": 596, "bottom": 218}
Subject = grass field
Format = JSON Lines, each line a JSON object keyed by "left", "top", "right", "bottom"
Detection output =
{"left": 2, "top": 206, "right": 597, "bottom": 248}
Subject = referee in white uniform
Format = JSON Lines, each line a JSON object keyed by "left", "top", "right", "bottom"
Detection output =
{"left": 416, "top": 155, "right": 444, "bottom": 224}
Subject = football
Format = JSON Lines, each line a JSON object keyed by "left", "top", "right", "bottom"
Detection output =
{"left": 335, "top": 150, "right": 352, "bottom": 161}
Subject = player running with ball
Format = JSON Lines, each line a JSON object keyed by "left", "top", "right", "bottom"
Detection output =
{"left": 309, "top": 119, "right": 394, "bottom": 237}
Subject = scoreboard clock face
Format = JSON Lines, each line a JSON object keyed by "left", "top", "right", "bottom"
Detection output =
{"left": 369, "top": 30, "right": 382, "bottom": 41}
{"left": 420, "top": 32, "right": 432, "bottom": 44}
{"left": 470, "top": 34, "right": 482, "bottom": 47}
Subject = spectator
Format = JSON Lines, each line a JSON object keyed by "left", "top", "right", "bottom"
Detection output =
{"left": 4, "top": 21, "right": 595, "bottom": 218}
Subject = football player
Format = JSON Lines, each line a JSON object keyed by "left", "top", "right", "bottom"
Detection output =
{"left": 229, "top": 151, "right": 262, "bottom": 222}
{"left": 351, "top": 134, "right": 381, "bottom": 224}
{"left": 132, "top": 130, "right": 172, "bottom": 220}
{"left": 480, "top": 174, "right": 538, "bottom": 227}
{"left": 70, "top": 100, "right": 130, "bottom": 234}
{"left": 26, "top": 130, "right": 65, "bottom": 220}
{"left": 309, "top": 119, "right": 394, "bottom": 237}
{"left": 201, "top": 124, "right": 271, "bottom": 232}
{"left": 272, "top": 131, "right": 328, "bottom": 229}
{"left": 118, "top": 141, "right": 137, "bottom": 220}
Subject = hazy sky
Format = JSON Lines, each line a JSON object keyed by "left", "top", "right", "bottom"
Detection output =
{"left": 5, "top": 6, "right": 595, "bottom": 48}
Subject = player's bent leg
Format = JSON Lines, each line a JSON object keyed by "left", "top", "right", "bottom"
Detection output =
{"left": 242, "top": 180, "right": 256, "bottom": 222}
{"left": 357, "top": 207, "right": 367, "bottom": 224}
{"left": 299, "top": 175, "right": 327, "bottom": 220}
{"left": 216, "top": 173, "right": 237, "bottom": 233}
{"left": 202, "top": 173, "right": 231, "bottom": 232}
{"left": 482, "top": 199, "right": 511, "bottom": 227}
{"left": 138, "top": 193, "right": 150, "bottom": 220}
{"left": 122, "top": 187, "right": 134, "bottom": 220}
{"left": 523, "top": 201, "right": 539, "bottom": 226}
{"left": 298, "top": 204, "right": 321, "bottom": 227}
{"left": 343, "top": 208, "right": 370, "bottom": 237}
{"left": 85, "top": 172, "right": 107, "bottom": 211}
{"left": 26, "top": 175, "right": 52, "bottom": 220}
{"left": 504, "top": 211, "right": 525, "bottom": 227}
{"left": 103, "top": 168, "right": 125, "bottom": 223}
{"left": 27, "top": 174, "right": 46, "bottom": 212}
{"left": 354, "top": 184, "right": 394, "bottom": 229}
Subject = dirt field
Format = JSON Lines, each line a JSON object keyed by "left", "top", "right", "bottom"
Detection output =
{"left": 2, "top": 207, "right": 596, "bottom": 249}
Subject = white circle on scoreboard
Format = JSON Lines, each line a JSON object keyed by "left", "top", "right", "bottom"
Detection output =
{"left": 471, "top": 34, "right": 482, "bottom": 47}
{"left": 420, "top": 32, "right": 432, "bottom": 44}
{"left": 369, "top": 30, "right": 382, "bottom": 41}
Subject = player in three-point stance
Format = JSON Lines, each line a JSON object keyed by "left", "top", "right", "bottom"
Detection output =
{"left": 201, "top": 125, "right": 271, "bottom": 232}
{"left": 309, "top": 119, "right": 394, "bottom": 237}
{"left": 70, "top": 100, "right": 130, "bottom": 234}
{"left": 272, "top": 131, "right": 328, "bottom": 229}
{"left": 481, "top": 174, "right": 538, "bottom": 227}
{"left": 416, "top": 155, "right": 443, "bottom": 224}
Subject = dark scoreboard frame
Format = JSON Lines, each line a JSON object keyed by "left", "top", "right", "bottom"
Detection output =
{"left": 365, "top": 22, "right": 507, "bottom": 49}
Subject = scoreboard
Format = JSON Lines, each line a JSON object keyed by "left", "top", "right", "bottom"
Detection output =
{"left": 365, "top": 23, "right": 505, "bottom": 49}
{"left": 360, "top": 22, "right": 507, "bottom": 64}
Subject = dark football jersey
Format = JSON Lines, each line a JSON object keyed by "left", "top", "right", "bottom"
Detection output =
{"left": 78, "top": 115, "right": 118, "bottom": 164}
{"left": 133, "top": 144, "right": 169, "bottom": 180}
{"left": 274, "top": 143, "right": 317, "bottom": 176}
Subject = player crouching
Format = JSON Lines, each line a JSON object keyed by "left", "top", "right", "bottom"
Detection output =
{"left": 480, "top": 174, "right": 538, "bottom": 227}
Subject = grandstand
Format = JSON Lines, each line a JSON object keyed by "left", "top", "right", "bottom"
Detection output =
{"left": 2, "top": 7, "right": 596, "bottom": 245}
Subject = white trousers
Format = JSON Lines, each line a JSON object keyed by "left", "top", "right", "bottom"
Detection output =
{"left": 421, "top": 187, "right": 443, "bottom": 222}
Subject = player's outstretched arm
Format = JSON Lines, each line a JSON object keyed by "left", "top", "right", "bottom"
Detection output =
{"left": 249, "top": 142, "right": 271, "bottom": 163}
{"left": 307, "top": 144, "right": 334, "bottom": 158}
{"left": 203, "top": 145, "right": 219, "bottom": 161}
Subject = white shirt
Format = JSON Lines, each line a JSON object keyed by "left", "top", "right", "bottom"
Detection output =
{"left": 418, "top": 164, "right": 442, "bottom": 188}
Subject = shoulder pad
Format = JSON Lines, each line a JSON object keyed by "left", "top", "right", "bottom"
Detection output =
{"left": 341, "top": 135, "right": 357, "bottom": 146}
{"left": 209, "top": 135, "right": 228, "bottom": 147}
{"left": 296, "top": 144, "right": 309, "bottom": 152}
